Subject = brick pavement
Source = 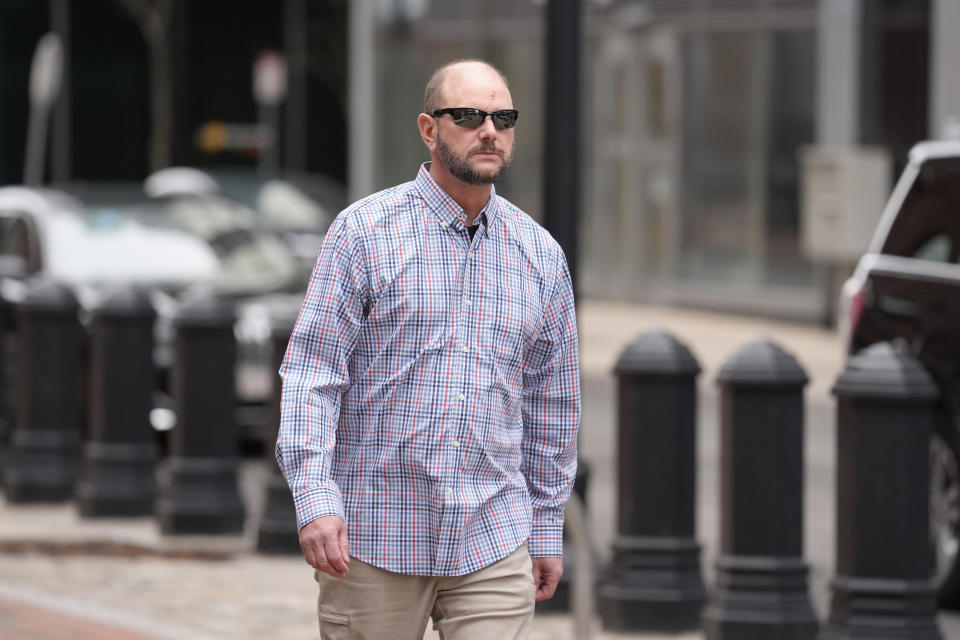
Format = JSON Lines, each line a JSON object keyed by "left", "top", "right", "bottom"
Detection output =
{"left": 0, "top": 597, "right": 158, "bottom": 640}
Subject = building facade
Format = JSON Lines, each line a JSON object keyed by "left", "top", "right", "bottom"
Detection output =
{"left": 365, "top": 0, "right": 942, "bottom": 323}
{"left": 2, "top": 0, "right": 955, "bottom": 323}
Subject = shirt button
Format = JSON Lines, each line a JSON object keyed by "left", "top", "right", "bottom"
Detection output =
{"left": 461, "top": 346, "right": 469, "bottom": 353}
{"left": 446, "top": 487, "right": 454, "bottom": 495}
{"left": 458, "top": 393, "right": 466, "bottom": 401}
{"left": 452, "top": 440, "right": 460, "bottom": 448}
{"left": 464, "top": 299, "right": 472, "bottom": 306}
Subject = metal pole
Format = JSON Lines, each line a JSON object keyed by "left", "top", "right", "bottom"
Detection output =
{"left": 23, "top": 33, "right": 63, "bottom": 186}
{"left": 537, "top": 1, "right": 586, "bottom": 615}
{"left": 565, "top": 493, "right": 594, "bottom": 640}
{"left": 23, "top": 107, "right": 50, "bottom": 186}
{"left": 50, "top": 0, "right": 71, "bottom": 183}
{"left": 349, "top": 0, "right": 376, "bottom": 201}
{"left": 542, "top": 0, "right": 581, "bottom": 293}
{"left": 259, "top": 103, "right": 281, "bottom": 178}
{"left": 284, "top": 0, "right": 308, "bottom": 172}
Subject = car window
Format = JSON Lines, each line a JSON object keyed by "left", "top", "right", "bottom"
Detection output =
{"left": 912, "top": 234, "right": 952, "bottom": 263}
{"left": 880, "top": 157, "right": 960, "bottom": 264}
{"left": 0, "top": 215, "right": 38, "bottom": 271}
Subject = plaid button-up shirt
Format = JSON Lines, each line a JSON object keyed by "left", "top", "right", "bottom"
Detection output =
{"left": 277, "top": 164, "right": 580, "bottom": 576}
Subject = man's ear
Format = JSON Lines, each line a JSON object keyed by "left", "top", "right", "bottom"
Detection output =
{"left": 417, "top": 113, "right": 437, "bottom": 152}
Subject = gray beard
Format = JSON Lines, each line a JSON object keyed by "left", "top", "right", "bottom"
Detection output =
{"left": 436, "top": 134, "right": 510, "bottom": 186}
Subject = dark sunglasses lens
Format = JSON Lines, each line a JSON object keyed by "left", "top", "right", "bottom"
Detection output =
{"left": 444, "top": 108, "right": 517, "bottom": 129}
{"left": 492, "top": 111, "right": 518, "bottom": 130}
{"left": 452, "top": 109, "right": 484, "bottom": 128}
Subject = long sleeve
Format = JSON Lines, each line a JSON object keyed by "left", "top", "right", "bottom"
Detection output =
{"left": 275, "top": 217, "right": 368, "bottom": 529}
{"left": 520, "top": 256, "right": 581, "bottom": 557}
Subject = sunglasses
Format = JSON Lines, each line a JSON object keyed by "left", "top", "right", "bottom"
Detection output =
{"left": 431, "top": 107, "right": 519, "bottom": 130}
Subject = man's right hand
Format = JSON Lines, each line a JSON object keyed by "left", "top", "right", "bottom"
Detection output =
{"left": 299, "top": 515, "right": 351, "bottom": 578}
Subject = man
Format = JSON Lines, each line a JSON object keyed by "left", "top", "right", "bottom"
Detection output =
{"left": 277, "top": 59, "right": 580, "bottom": 639}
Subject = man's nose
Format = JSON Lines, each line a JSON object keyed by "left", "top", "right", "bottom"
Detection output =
{"left": 477, "top": 115, "right": 498, "bottom": 138}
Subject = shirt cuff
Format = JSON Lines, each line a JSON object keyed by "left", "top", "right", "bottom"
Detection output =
{"left": 292, "top": 484, "right": 345, "bottom": 530}
{"left": 528, "top": 521, "right": 564, "bottom": 557}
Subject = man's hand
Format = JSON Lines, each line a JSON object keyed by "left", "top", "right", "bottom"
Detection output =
{"left": 531, "top": 557, "right": 563, "bottom": 601}
{"left": 299, "top": 516, "right": 351, "bottom": 578}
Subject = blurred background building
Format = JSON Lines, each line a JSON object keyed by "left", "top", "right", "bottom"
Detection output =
{"left": 0, "top": 0, "right": 957, "bottom": 324}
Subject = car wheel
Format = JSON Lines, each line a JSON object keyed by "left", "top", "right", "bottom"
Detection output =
{"left": 931, "top": 415, "right": 960, "bottom": 608}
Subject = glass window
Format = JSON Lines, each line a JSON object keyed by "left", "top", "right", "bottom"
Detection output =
{"left": 677, "top": 28, "right": 815, "bottom": 287}
{"left": 0, "top": 216, "right": 36, "bottom": 269}
{"left": 881, "top": 157, "right": 960, "bottom": 263}
{"left": 912, "top": 234, "right": 951, "bottom": 263}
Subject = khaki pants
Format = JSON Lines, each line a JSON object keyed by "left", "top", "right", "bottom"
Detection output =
{"left": 314, "top": 543, "right": 535, "bottom": 639}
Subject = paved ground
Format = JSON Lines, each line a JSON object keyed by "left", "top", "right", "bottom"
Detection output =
{"left": 0, "top": 298, "right": 957, "bottom": 639}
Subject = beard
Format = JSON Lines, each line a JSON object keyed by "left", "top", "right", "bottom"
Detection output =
{"left": 436, "top": 132, "right": 512, "bottom": 186}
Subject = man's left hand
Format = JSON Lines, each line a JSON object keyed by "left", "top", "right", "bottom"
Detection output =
{"left": 531, "top": 556, "right": 563, "bottom": 601}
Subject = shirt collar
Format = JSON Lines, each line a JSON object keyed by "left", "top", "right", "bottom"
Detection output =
{"left": 415, "top": 163, "right": 499, "bottom": 232}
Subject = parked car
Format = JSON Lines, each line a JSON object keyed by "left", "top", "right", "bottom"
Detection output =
{"left": 839, "top": 139, "right": 960, "bottom": 607}
{"left": 144, "top": 166, "right": 343, "bottom": 283}
{"left": 0, "top": 185, "right": 307, "bottom": 449}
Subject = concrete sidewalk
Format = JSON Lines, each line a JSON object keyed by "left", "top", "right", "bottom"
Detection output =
{"left": 578, "top": 298, "right": 843, "bottom": 398}
{"left": 0, "top": 466, "right": 701, "bottom": 640}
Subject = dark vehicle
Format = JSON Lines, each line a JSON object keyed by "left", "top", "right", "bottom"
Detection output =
{"left": 840, "top": 140, "right": 960, "bottom": 607}
{"left": 0, "top": 185, "right": 307, "bottom": 448}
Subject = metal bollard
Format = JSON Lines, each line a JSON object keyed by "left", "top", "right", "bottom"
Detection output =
{"left": 820, "top": 343, "right": 943, "bottom": 640}
{"left": 0, "top": 294, "right": 12, "bottom": 472}
{"left": 703, "top": 338, "right": 818, "bottom": 640}
{"left": 256, "top": 313, "right": 300, "bottom": 553}
{"left": 598, "top": 330, "right": 705, "bottom": 632}
{"left": 156, "top": 293, "right": 246, "bottom": 534}
{"left": 2, "top": 279, "right": 83, "bottom": 502}
{"left": 76, "top": 286, "right": 157, "bottom": 516}
{"left": 0, "top": 256, "right": 26, "bottom": 472}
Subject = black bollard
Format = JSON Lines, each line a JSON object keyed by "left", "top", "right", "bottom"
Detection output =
{"left": 155, "top": 293, "right": 245, "bottom": 534}
{"left": 598, "top": 329, "right": 705, "bottom": 632}
{"left": 76, "top": 286, "right": 157, "bottom": 516}
{"left": 256, "top": 312, "right": 300, "bottom": 553}
{"left": 820, "top": 343, "right": 943, "bottom": 640}
{"left": 0, "top": 257, "right": 26, "bottom": 470}
{"left": 0, "top": 295, "right": 11, "bottom": 472}
{"left": 2, "top": 279, "right": 83, "bottom": 502}
{"left": 703, "top": 338, "right": 818, "bottom": 640}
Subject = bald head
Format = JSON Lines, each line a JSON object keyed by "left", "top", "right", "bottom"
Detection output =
{"left": 423, "top": 59, "right": 511, "bottom": 114}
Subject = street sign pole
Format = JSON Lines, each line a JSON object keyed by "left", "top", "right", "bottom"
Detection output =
{"left": 24, "top": 33, "right": 63, "bottom": 186}
{"left": 253, "top": 50, "right": 288, "bottom": 178}
{"left": 538, "top": 0, "right": 584, "bottom": 615}
{"left": 542, "top": 0, "right": 581, "bottom": 294}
